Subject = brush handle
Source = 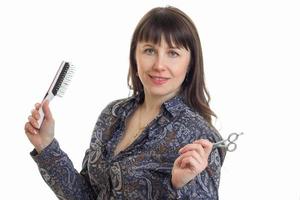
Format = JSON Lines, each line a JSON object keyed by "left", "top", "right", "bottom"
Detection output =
{"left": 37, "top": 93, "right": 54, "bottom": 129}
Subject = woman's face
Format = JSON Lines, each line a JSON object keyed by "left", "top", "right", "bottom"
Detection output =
{"left": 135, "top": 38, "right": 191, "bottom": 100}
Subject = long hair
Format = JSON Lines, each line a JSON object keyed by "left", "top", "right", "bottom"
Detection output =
{"left": 127, "top": 6, "right": 216, "bottom": 125}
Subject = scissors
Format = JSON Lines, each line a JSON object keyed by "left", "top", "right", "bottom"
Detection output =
{"left": 213, "top": 132, "right": 244, "bottom": 152}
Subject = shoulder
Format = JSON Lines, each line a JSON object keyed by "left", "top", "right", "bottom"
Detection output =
{"left": 172, "top": 104, "right": 222, "bottom": 144}
{"left": 99, "top": 96, "right": 136, "bottom": 117}
{"left": 171, "top": 107, "right": 226, "bottom": 165}
{"left": 93, "top": 97, "right": 131, "bottom": 129}
{"left": 90, "top": 96, "right": 136, "bottom": 148}
{"left": 162, "top": 95, "right": 221, "bottom": 143}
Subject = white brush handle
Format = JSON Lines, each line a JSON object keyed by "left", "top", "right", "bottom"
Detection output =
{"left": 37, "top": 93, "right": 54, "bottom": 129}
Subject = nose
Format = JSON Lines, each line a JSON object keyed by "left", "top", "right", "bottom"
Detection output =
{"left": 153, "top": 53, "right": 166, "bottom": 71}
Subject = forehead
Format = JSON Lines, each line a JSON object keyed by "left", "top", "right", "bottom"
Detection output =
{"left": 138, "top": 36, "right": 190, "bottom": 51}
{"left": 135, "top": 8, "right": 193, "bottom": 51}
{"left": 138, "top": 37, "right": 180, "bottom": 48}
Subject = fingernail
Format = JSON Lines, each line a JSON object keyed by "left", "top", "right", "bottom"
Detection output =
{"left": 34, "top": 130, "right": 38, "bottom": 134}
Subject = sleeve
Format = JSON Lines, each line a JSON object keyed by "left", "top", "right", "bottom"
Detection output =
{"left": 161, "top": 115, "right": 225, "bottom": 200}
{"left": 30, "top": 100, "right": 121, "bottom": 200}
{"left": 161, "top": 147, "right": 222, "bottom": 200}
{"left": 31, "top": 139, "right": 96, "bottom": 200}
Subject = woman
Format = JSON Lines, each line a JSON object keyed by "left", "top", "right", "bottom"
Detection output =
{"left": 25, "top": 6, "right": 225, "bottom": 200}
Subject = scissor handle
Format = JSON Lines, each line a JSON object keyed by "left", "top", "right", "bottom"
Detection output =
{"left": 228, "top": 132, "right": 244, "bottom": 142}
{"left": 213, "top": 132, "right": 244, "bottom": 152}
{"left": 226, "top": 142, "right": 237, "bottom": 152}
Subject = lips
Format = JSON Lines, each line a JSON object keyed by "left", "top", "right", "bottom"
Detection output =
{"left": 149, "top": 74, "right": 169, "bottom": 85}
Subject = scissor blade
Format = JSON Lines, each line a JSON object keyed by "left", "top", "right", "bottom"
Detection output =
{"left": 213, "top": 140, "right": 226, "bottom": 147}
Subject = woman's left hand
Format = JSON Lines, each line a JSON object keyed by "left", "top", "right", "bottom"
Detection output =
{"left": 171, "top": 139, "right": 213, "bottom": 189}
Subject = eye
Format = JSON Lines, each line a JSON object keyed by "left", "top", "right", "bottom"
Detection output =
{"left": 144, "top": 48, "right": 156, "bottom": 55}
{"left": 168, "top": 50, "right": 180, "bottom": 57}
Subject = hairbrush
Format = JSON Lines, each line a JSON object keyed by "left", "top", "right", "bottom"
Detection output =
{"left": 37, "top": 61, "right": 75, "bottom": 128}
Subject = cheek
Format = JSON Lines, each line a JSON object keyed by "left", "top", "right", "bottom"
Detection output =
{"left": 174, "top": 62, "right": 189, "bottom": 80}
{"left": 137, "top": 57, "right": 154, "bottom": 72}
{"left": 171, "top": 53, "right": 190, "bottom": 73}
{"left": 179, "top": 58, "right": 190, "bottom": 79}
{"left": 177, "top": 69, "right": 188, "bottom": 82}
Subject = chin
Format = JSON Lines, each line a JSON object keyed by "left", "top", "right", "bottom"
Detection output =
{"left": 147, "top": 88, "right": 178, "bottom": 99}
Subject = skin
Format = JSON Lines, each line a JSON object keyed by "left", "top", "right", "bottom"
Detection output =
{"left": 24, "top": 38, "right": 213, "bottom": 189}
{"left": 25, "top": 100, "right": 54, "bottom": 154}
{"left": 135, "top": 39, "right": 191, "bottom": 105}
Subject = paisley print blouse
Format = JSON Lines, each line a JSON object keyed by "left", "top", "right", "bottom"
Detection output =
{"left": 31, "top": 94, "right": 225, "bottom": 200}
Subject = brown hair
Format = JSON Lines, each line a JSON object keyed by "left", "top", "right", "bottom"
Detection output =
{"left": 127, "top": 6, "right": 216, "bottom": 124}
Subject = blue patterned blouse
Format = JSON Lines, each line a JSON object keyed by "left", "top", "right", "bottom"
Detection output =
{"left": 31, "top": 94, "right": 225, "bottom": 200}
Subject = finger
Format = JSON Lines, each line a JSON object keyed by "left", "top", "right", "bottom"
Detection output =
{"left": 24, "top": 122, "right": 38, "bottom": 135}
{"left": 180, "top": 156, "right": 197, "bottom": 169}
{"left": 35, "top": 103, "right": 41, "bottom": 110}
{"left": 28, "top": 116, "right": 39, "bottom": 129}
{"left": 180, "top": 155, "right": 207, "bottom": 172}
{"left": 42, "top": 100, "right": 53, "bottom": 120}
{"left": 179, "top": 150, "right": 202, "bottom": 166}
{"left": 173, "top": 156, "right": 182, "bottom": 167}
{"left": 179, "top": 143, "right": 206, "bottom": 158}
{"left": 31, "top": 109, "right": 40, "bottom": 120}
{"left": 193, "top": 139, "right": 213, "bottom": 157}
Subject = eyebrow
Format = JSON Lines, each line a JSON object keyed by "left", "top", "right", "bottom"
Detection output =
{"left": 169, "top": 46, "right": 180, "bottom": 50}
{"left": 141, "top": 43, "right": 181, "bottom": 50}
{"left": 142, "top": 44, "right": 154, "bottom": 48}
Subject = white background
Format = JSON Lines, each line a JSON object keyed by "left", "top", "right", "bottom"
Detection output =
{"left": 0, "top": 0, "right": 299, "bottom": 199}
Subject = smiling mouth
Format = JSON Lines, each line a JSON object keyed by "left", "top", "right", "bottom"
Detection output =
{"left": 149, "top": 75, "right": 170, "bottom": 85}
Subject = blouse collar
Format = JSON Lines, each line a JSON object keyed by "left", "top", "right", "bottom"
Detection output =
{"left": 112, "top": 93, "right": 188, "bottom": 118}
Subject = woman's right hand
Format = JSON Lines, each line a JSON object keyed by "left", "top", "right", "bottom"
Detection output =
{"left": 24, "top": 100, "right": 55, "bottom": 154}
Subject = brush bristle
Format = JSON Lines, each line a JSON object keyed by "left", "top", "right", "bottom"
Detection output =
{"left": 52, "top": 62, "right": 75, "bottom": 97}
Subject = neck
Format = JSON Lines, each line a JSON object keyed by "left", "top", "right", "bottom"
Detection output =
{"left": 141, "top": 91, "right": 177, "bottom": 114}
